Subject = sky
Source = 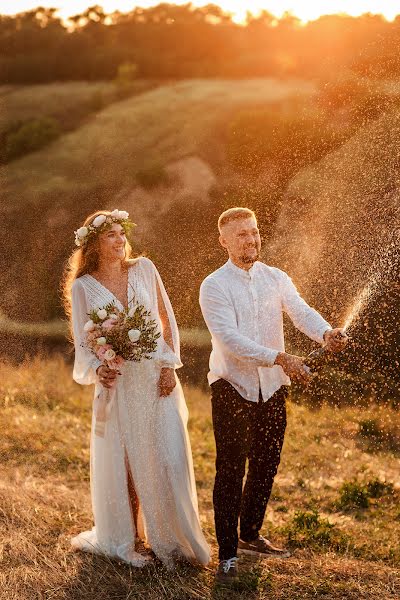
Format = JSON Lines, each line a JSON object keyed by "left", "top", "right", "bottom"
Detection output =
{"left": 0, "top": 0, "right": 399, "bottom": 23}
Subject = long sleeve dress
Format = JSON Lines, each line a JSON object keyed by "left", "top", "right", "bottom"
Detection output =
{"left": 70, "top": 256, "right": 210, "bottom": 567}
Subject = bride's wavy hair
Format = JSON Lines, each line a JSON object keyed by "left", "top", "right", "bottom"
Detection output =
{"left": 61, "top": 210, "right": 133, "bottom": 320}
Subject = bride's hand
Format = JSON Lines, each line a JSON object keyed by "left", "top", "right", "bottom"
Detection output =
{"left": 96, "top": 365, "right": 118, "bottom": 389}
{"left": 158, "top": 367, "right": 176, "bottom": 397}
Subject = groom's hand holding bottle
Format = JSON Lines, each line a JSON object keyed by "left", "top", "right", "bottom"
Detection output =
{"left": 323, "top": 327, "right": 348, "bottom": 352}
{"left": 274, "top": 329, "right": 349, "bottom": 385}
{"left": 274, "top": 352, "right": 312, "bottom": 385}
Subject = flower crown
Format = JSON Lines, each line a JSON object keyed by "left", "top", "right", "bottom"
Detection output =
{"left": 74, "top": 209, "right": 135, "bottom": 247}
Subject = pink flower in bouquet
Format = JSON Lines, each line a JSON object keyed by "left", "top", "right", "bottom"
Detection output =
{"left": 86, "top": 328, "right": 101, "bottom": 343}
{"left": 102, "top": 318, "right": 117, "bottom": 330}
{"left": 96, "top": 344, "right": 112, "bottom": 360}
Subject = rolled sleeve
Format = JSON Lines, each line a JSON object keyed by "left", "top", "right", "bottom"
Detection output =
{"left": 279, "top": 271, "right": 331, "bottom": 344}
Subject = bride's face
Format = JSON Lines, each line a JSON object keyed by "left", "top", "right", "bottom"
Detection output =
{"left": 97, "top": 223, "right": 127, "bottom": 262}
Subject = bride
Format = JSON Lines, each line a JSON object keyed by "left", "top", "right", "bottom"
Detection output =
{"left": 62, "top": 209, "right": 210, "bottom": 568}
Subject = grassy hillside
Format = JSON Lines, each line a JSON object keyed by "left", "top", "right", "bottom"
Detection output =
{"left": 0, "top": 78, "right": 315, "bottom": 324}
{"left": 269, "top": 105, "right": 400, "bottom": 315}
{"left": 0, "top": 80, "right": 157, "bottom": 136}
{"left": 0, "top": 357, "right": 399, "bottom": 599}
{"left": 2, "top": 78, "right": 314, "bottom": 200}
{"left": 267, "top": 104, "right": 400, "bottom": 397}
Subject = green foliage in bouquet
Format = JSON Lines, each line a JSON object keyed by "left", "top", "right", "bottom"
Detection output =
{"left": 88, "top": 300, "right": 161, "bottom": 362}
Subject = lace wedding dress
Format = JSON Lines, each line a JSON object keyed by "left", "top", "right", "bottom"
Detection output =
{"left": 70, "top": 256, "right": 210, "bottom": 567}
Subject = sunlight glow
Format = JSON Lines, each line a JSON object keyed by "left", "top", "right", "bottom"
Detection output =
{"left": 0, "top": 0, "right": 399, "bottom": 23}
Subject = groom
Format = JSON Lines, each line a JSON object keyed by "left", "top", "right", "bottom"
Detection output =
{"left": 199, "top": 207, "right": 347, "bottom": 583}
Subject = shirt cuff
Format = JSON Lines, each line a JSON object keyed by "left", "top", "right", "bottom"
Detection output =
{"left": 154, "top": 339, "right": 183, "bottom": 369}
{"left": 266, "top": 348, "right": 280, "bottom": 367}
{"left": 319, "top": 325, "right": 332, "bottom": 344}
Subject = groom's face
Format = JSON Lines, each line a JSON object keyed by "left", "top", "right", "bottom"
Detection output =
{"left": 219, "top": 216, "right": 261, "bottom": 268}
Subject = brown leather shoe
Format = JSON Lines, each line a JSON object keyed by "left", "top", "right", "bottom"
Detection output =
{"left": 215, "top": 557, "right": 239, "bottom": 584}
{"left": 238, "top": 535, "right": 291, "bottom": 558}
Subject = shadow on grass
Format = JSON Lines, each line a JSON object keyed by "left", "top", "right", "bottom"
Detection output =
{"left": 59, "top": 553, "right": 273, "bottom": 600}
{"left": 61, "top": 553, "right": 212, "bottom": 600}
{"left": 210, "top": 557, "right": 272, "bottom": 600}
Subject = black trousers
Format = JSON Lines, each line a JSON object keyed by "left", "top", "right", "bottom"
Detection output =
{"left": 211, "top": 378, "right": 288, "bottom": 560}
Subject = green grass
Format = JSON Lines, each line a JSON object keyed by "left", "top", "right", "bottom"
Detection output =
{"left": 0, "top": 357, "right": 399, "bottom": 599}
{"left": 286, "top": 509, "right": 350, "bottom": 551}
{"left": 337, "top": 481, "right": 370, "bottom": 510}
{"left": 0, "top": 80, "right": 157, "bottom": 137}
{"left": 0, "top": 312, "right": 210, "bottom": 348}
{"left": 0, "top": 310, "right": 67, "bottom": 337}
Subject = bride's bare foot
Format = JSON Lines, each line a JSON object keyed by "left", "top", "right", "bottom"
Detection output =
{"left": 128, "top": 550, "right": 153, "bottom": 567}
{"left": 135, "top": 537, "right": 154, "bottom": 558}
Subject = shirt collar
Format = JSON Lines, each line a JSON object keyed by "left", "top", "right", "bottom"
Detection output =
{"left": 226, "top": 258, "right": 259, "bottom": 279}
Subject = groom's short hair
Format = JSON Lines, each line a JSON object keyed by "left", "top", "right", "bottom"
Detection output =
{"left": 218, "top": 207, "right": 256, "bottom": 233}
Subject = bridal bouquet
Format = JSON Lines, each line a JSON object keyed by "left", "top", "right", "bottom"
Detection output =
{"left": 84, "top": 301, "right": 160, "bottom": 366}
{"left": 83, "top": 300, "right": 161, "bottom": 436}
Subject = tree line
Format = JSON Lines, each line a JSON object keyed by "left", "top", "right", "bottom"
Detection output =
{"left": 1, "top": 4, "right": 400, "bottom": 83}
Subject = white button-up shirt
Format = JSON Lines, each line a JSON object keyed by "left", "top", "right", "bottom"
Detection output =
{"left": 199, "top": 259, "right": 331, "bottom": 403}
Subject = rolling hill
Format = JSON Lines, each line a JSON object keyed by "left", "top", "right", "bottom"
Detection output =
{"left": 1, "top": 78, "right": 315, "bottom": 324}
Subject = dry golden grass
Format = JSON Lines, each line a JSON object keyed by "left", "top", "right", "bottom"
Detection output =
{"left": 0, "top": 357, "right": 399, "bottom": 599}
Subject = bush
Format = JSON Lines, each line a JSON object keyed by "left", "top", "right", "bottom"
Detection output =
{"left": 317, "top": 76, "right": 399, "bottom": 129}
{"left": 365, "top": 478, "right": 394, "bottom": 499}
{"left": 286, "top": 509, "right": 349, "bottom": 550}
{"left": 338, "top": 481, "right": 369, "bottom": 510}
{"left": 136, "top": 164, "right": 169, "bottom": 189}
{"left": 317, "top": 76, "right": 370, "bottom": 112}
{"left": 337, "top": 478, "right": 395, "bottom": 511}
{"left": 226, "top": 108, "right": 339, "bottom": 174}
{"left": 3, "top": 117, "right": 60, "bottom": 162}
{"left": 115, "top": 61, "right": 138, "bottom": 98}
{"left": 357, "top": 419, "right": 400, "bottom": 454}
{"left": 358, "top": 418, "right": 382, "bottom": 439}
{"left": 87, "top": 90, "right": 104, "bottom": 112}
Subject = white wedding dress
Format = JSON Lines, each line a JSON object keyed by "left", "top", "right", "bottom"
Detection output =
{"left": 70, "top": 256, "right": 210, "bottom": 567}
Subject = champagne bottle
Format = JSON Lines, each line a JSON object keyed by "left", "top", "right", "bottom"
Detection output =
{"left": 304, "top": 346, "right": 331, "bottom": 374}
{"left": 304, "top": 332, "right": 347, "bottom": 374}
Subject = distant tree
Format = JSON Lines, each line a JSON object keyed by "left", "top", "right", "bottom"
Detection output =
{"left": 115, "top": 61, "right": 138, "bottom": 96}
{"left": 1, "top": 5, "right": 400, "bottom": 83}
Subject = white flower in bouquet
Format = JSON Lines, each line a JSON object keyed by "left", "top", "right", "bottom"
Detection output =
{"left": 93, "top": 214, "right": 107, "bottom": 227}
{"left": 104, "top": 348, "right": 116, "bottom": 361}
{"left": 128, "top": 329, "right": 141, "bottom": 342}
{"left": 84, "top": 319, "right": 95, "bottom": 332}
{"left": 85, "top": 300, "right": 160, "bottom": 363}
{"left": 118, "top": 210, "right": 129, "bottom": 220}
{"left": 111, "top": 209, "right": 120, "bottom": 218}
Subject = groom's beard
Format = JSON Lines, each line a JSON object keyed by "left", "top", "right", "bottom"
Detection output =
{"left": 240, "top": 248, "right": 260, "bottom": 265}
